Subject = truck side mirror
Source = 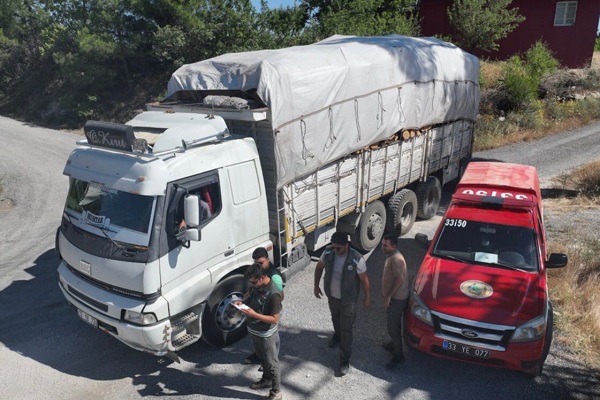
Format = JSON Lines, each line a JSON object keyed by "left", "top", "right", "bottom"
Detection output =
{"left": 415, "top": 233, "right": 430, "bottom": 249}
{"left": 546, "top": 253, "right": 568, "bottom": 268}
{"left": 184, "top": 194, "right": 201, "bottom": 227}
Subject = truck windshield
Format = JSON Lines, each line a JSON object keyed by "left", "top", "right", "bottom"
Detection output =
{"left": 65, "top": 178, "right": 154, "bottom": 233}
{"left": 432, "top": 219, "right": 539, "bottom": 272}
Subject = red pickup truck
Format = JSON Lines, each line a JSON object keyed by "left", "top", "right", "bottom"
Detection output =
{"left": 405, "top": 162, "right": 568, "bottom": 376}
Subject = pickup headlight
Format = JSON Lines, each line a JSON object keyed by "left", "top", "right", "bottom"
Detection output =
{"left": 409, "top": 292, "right": 433, "bottom": 326}
{"left": 124, "top": 310, "right": 157, "bottom": 325}
{"left": 511, "top": 315, "right": 546, "bottom": 342}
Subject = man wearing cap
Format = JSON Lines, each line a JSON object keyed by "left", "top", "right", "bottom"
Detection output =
{"left": 313, "top": 231, "right": 371, "bottom": 376}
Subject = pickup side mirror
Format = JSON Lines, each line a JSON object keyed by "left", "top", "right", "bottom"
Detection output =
{"left": 546, "top": 253, "right": 568, "bottom": 269}
{"left": 415, "top": 233, "right": 430, "bottom": 249}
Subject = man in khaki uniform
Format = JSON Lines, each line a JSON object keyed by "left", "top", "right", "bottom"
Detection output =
{"left": 381, "top": 233, "right": 410, "bottom": 369}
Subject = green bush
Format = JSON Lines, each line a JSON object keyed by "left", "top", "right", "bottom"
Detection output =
{"left": 595, "top": 36, "right": 600, "bottom": 52}
{"left": 502, "top": 41, "right": 558, "bottom": 109}
{"left": 502, "top": 56, "right": 537, "bottom": 108}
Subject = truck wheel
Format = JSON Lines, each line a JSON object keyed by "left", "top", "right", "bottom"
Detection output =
{"left": 415, "top": 177, "right": 441, "bottom": 220}
{"left": 385, "top": 189, "right": 417, "bottom": 236}
{"left": 351, "top": 200, "right": 386, "bottom": 252}
{"left": 202, "top": 274, "right": 248, "bottom": 347}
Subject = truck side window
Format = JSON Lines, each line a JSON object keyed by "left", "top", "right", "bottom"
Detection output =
{"left": 171, "top": 174, "right": 221, "bottom": 233}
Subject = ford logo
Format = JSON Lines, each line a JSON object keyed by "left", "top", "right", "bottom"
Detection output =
{"left": 461, "top": 329, "right": 478, "bottom": 339}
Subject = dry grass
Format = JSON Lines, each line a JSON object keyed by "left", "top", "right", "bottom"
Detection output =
{"left": 545, "top": 160, "right": 600, "bottom": 368}
{"left": 592, "top": 52, "right": 600, "bottom": 69}
{"left": 474, "top": 114, "right": 595, "bottom": 151}
{"left": 479, "top": 60, "right": 505, "bottom": 89}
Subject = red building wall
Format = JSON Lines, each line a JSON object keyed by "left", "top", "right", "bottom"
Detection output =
{"left": 419, "top": 0, "right": 600, "bottom": 68}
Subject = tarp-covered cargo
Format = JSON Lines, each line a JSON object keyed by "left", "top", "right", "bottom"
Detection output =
{"left": 167, "top": 34, "right": 480, "bottom": 189}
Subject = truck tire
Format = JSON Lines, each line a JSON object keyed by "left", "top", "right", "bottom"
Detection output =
{"left": 415, "top": 176, "right": 441, "bottom": 220}
{"left": 202, "top": 274, "right": 248, "bottom": 347}
{"left": 385, "top": 189, "right": 417, "bottom": 236}
{"left": 351, "top": 200, "right": 386, "bottom": 252}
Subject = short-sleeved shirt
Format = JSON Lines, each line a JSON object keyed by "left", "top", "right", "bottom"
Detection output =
{"left": 382, "top": 250, "right": 409, "bottom": 300}
{"left": 266, "top": 263, "right": 284, "bottom": 291}
{"left": 320, "top": 250, "right": 367, "bottom": 299}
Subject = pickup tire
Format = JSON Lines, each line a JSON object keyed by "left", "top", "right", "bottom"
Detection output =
{"left": 415, "top": 176, "right": 441, "bottom": 220}
{"left": 351, "top": 200, "right": 386, "bottom": 252}
{"left": 202, "top": 274, "right": 249, "bottom": 347}
{"left": 529, "top": 303, "right": 554, "bottom": 377}
{"left": 385, "top": 189, "right": 417, "bottom": 236}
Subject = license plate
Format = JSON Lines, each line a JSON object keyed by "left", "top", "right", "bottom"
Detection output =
{"left": 443, "top": 340, "right": 490, "bottom": 359}
{"left": 77, "top": 309, "right": 98, "bottom": 328}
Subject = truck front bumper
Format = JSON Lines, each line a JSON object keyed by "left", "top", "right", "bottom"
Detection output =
{"left": 58, "top": 262, "right": 173, "bottom": 356}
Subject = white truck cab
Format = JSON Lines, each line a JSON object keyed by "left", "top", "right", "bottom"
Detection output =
{"left": 58, "top": 113, "right": 273, "bottom": 355}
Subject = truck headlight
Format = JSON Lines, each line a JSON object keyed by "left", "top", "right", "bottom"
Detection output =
{"left": 124, "top": 310, "right": 157, "bottom": 325}
{"left": 511, "top": 315, "right": 546, "bottom": 342}
{"left": 409, "top": 292, "right": 433, "bottom": 326}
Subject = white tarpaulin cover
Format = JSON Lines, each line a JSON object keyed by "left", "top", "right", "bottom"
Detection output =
{"left": 167, "top": 35, "right": 480, "bottom": 188}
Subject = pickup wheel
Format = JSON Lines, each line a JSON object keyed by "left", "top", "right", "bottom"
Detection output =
{"left": 351, "top": 200, "right": 386, "bottom": 252}
{"left": 385, "top": 189, "right": 417, "bottom": 236}
{"left": 202, "top": 274, "right": 249, "bottom": 347}
{"left": 529, "top": 303, "right": 554, "bottom": 377}
{"left": 415, "top": 176, "right": 441, "bottom": 220}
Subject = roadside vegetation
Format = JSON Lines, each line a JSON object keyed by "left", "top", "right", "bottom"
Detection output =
{"left": 545, "top": 160, "right": 600, "bottom": 368}
{"left": 475, "top": 42, "right": 600, "bottom": 152}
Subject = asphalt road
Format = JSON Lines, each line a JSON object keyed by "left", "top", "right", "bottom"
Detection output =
{"left": 1, "top": 116, "right": 599, "bottom": 400}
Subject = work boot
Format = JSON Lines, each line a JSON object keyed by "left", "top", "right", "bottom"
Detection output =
{"left": 250, "top": 378, "right": 272, "bottom": 389}
{"left": 385, "top": 355, "right": 405, "bottom": 369}
{"left": 266, "top": 390, "right": 283, "bottom": 400}
{"left": 340, "top": 361, "right": 350, "bottom": 376}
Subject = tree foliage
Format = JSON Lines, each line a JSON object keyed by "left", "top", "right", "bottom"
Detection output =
{"left": 303, "top": 0, "right": 420, "bottom": 39}
{"left": 0, "top": 0, "right": 422, "bottom": 127}
{"left": 447, "top": 0, "right": 525, "bottom": 53}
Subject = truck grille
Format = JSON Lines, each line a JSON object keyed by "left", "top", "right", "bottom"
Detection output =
{"left": 67, "top": 285, "right": 109, "bottom": 312}
{"left": 431, "top": 311, "right": 515, "bottom": 351}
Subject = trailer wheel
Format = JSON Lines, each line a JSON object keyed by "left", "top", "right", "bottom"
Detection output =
{"left": 202, "top": 274, "right": 248, "bottom": 347}
{"left": 351, "top": 200, "right": 386, "bottom": 252}
{"left": 385, "top": 189, "right": 417, "bottom": 236}
{"left": 415, "top": 177, "right": 441, "bottom": 220}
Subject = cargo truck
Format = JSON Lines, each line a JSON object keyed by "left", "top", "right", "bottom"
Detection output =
{"left": 406, "top": 162, "right": 568, "bottom": 375}
{"left": 56, "top": 35, "right": 480, "bottom": 357}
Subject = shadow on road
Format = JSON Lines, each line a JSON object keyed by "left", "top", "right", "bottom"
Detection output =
{"left": 1, "top": 225, "right": 598, "bottom": 399}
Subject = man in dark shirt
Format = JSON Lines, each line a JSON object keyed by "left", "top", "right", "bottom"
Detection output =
{"left": 236, "top": 263, "right": 283, "bottom": 400}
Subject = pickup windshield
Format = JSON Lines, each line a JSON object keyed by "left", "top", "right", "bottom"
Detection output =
{"left": 432, "top": 218, "right": 539, "bottom": 272}
{"left": 65, "top": 178, "right": 154, "bottom": 233}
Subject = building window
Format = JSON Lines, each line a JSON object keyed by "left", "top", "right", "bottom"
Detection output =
{"left": 554, "top": 1, "right": 577, "bottom": 26}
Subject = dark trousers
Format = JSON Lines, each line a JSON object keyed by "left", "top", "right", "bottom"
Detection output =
{"left": 251, "top": 331, "right": 280, "bottom": 393}
{"left": 387, "top": 297, "right": 408, "bottom": 357}
{"left": 327, "top": 297, "right": 357, "bottom": 364}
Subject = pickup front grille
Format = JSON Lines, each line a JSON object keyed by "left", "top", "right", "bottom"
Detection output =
{"left": 431, "top": 311, "right": 515, "bottom": 351}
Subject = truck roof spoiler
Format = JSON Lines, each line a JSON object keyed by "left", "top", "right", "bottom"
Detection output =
{"left": 78, "top": 119, "right": 231, "bottom": 158}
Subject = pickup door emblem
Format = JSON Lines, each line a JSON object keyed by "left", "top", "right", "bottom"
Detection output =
{"left": 460, "top": 280, "right": 493, "bottom": 299}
